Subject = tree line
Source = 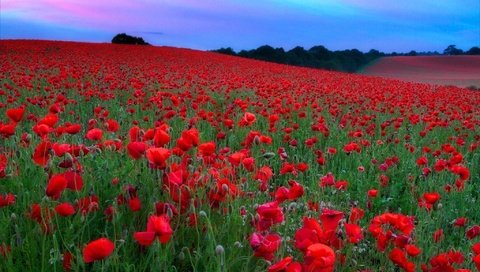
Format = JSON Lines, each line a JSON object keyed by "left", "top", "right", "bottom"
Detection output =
{"left": 211, "top": 44, "right": 480, "bottom": 72}
{"left": 109, "top": 34, "right": 479, "bottom": 73}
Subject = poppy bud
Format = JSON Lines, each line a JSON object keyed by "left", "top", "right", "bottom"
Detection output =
{"left": 253, "top": 136, "right": 261, "bottom": 145}
{"left": 166, "top": 207, "right": 173, "bottom": 218}
{"left": 262, "top": 152, "right": 275, "bottom": 159}
{"left": 215, "top": 245, "right": 225, "bottom": 255}
{"left": 288, "top": 202, "right": 297, "bottom": 212}
{"left": 234, "top": 241, "right": 243, "bottom": 248}
{"left": 64, "top": 152, "right": 74, "bottom": 163}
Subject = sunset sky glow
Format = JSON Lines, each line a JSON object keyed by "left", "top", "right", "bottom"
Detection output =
{"left": 1, "top": 0, "right": 479, "bottom": 52}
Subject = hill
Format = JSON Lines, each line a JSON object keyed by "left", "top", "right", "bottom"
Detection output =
{"left": 361, "top": 56, "right": 480, "bottom": 88}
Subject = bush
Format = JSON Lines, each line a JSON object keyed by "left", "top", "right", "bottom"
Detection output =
{"left": 112, "top": 33, "right": 150, "bottom": 45}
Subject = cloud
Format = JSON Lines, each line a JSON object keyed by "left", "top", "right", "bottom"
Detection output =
{"left": 139, "top": 31, "right": 165, "bottom": 36}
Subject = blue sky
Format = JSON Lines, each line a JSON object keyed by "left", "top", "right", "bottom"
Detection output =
{"left": 1, "top": 0, "right": 479, "bottom": 52}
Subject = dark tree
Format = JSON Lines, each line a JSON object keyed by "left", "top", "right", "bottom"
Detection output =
{"left": 309, "top": 45, "right": 332, "bottom": 60}
{"left": 366, "top": 49, "right": 382, "bottom": 58}
{"left": 443, "top": 45, "right": 463, "bottom": 55}
{"left": 286, "top": 46, "right": 311, "bottom": 66}
{"left": 251, "top": 45, "right": 279, "bottom": 61}
{"left": 112, "top": 33, "right": 150, "bottom": 45}
{"left": 213, "top": 47, "right": 236, "bottom": 56}
{"left": 467, "top": 46, "right": 480, "bottom": 55}
{"left": 406, "top": 50, "right": 417, "bottom": 56}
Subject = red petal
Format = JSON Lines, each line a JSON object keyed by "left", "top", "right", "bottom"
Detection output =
{"left": 134, "top": 232, "right": 156, "bottom": 246}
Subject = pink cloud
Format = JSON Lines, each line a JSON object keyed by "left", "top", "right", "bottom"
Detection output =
{"left": 3, "top": 0, "right": 145, "bottom": 30}
{"left": 1, "top": 0, "right": 251, "bottom": 33}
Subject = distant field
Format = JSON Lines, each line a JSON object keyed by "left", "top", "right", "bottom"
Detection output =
{"left": 361, "top": 56, "right": 480, "bottom": 88}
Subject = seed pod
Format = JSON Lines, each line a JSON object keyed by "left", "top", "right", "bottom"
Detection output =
{"left": 262, "top": 152, "right": 275, "bottom": 159}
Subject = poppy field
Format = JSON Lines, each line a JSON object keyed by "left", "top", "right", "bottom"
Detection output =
{"left": 1, "top": 40, "right": 480, "bottom": 271}
{"left": 362, "top": 56, "right": 480, "bottom": 88}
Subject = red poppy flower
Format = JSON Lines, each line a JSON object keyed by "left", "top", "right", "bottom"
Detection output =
{"left": 274, "top": 187, "right": 289, "bottom": 203}
{"left": 345, "top": 223, "right": 363, "bottom": 244}
{"left": 128, "top": 197, "right": 142, "bottom": 212}
{"left": 294, "top": 217, "right": 323, "bottom": 252}
{"left": 38, "top": 113, "right": 59, "bottom": 127}
{"left": 0, "top": 122, "right": 17, "bottom": 138}
{"left": 63, "top": 251, "right": 73, "bottom": 271}
{"left": 127, "top": 142, "right": 148, "bottom": 159}
{"left": 33, "top": 124, "right": 53, "bottom": 138}
{"left": 368, "top": 189, "right": 378, "bottom": 198}
{"left": 254, "top": 201, "right": 284, "bottom": 231}
{"left": 0, "top": 193, "right": 15, "bottom": 208}
{"left": 453, "top": 217, "right": 468, "bottom": 227}
{"left": 229, "top": 152, "right": 246, "bottom": 166}
{"left": 65, "top": 123, "right": 81, "bottom": 134}
{"left": 146, "top": 147, "right": 171, "bottom": 169}
{"left": 304, "top": 243, "right": 335, "bottom": 272}
{"left": 416, "top": 156, "right": 428, "bottom": 166}
{"left": 268, "top": 256, "right": 293, "bottom": 272}
{"left": 255, "top": 166, "right": 273, "bottom": 183}
{"left": 0, "top": 154, "right": 7, "bottom": 178}
{"left": 433, "top": 159, "right": 447, "bottom": 172}
{"left": 319, "top": 173, "right": 335, "bottom": 187}
{"left": 389, "top": 248, "right": 415, "bottom": 272}
{"left": 52, "top": 143, "right": 70, "bottom": 157}
{"left": 6, "top": 107, "right": 25, "bottom": 123}
{"left": 343, "top": 142, "right": 361, "bottom": 153}
{"left": 153, "top": 128, "right": 170, "bottom": 147}
{"left": 198, "top": 142, "right": 216, "bottom": 157}
{"left": 474, "top": 254, "right": 480, "bottom": 271}
{"left": 405, "top": 244, "right": 421, "bottom": 257}
{"left": 55, "top": 202, "right": 76, "bottom": 217}
{"left": 287, "top": 180, "right": 304, "bottom": 200}
{"left": 423, "top": 192, "right": 440, "bottom": 205}
{"left": 86, "top": 128, "right": 103, "bottom": 141}
{"left": 466, "top": 225, "right": 480, "bottom": 239}
{"left": 83, "top": 238, "right": 115, "bottom": 263}
{"left": 27, "top": 203, "right": 53, "bottom": 233}
{"left": 433, "top": 229, "right": 444, "bottom": 243}
{"left": 242, "top": 157, "right": 255, "bottom": 172}
{"left": 46, "top": 174, "right": 68, "bottom": 200}
{"left": 134, "top": 215, "right": 173, "bottom": 246}
{"left": 181, "top": 128, "right": 199, "bottom": 147}
{"left": 105, "top": 119, "right": 120, "bottom": 132}
{"left": 64, "top": 171, "right": 83, "bottom": 191}
{"left": 32, "top": 141, "right": 52, "bottom": 166}
{"left": 249, "top": 232, "right": 281, "bottom": 261}
{"left": 76, "top": 195, "right": 99, "bottom": 215}
{"left": 240, "top": 112, "right": 256, "bottom": 126}
{"left": 450, "top": 165, "right": 470, "bottom": 181}
{"left": 349, "top": 207, "right": 364, "bottom": 224}
{"left": 320, "top": 209, "right": 344, "bottom": 235}
{"left": 472, "top": 242, "right": 480, "bottom": 255}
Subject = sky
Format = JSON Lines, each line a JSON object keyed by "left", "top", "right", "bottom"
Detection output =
{"left": 1, "top": 0, "right": 479, "bottom": 52}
